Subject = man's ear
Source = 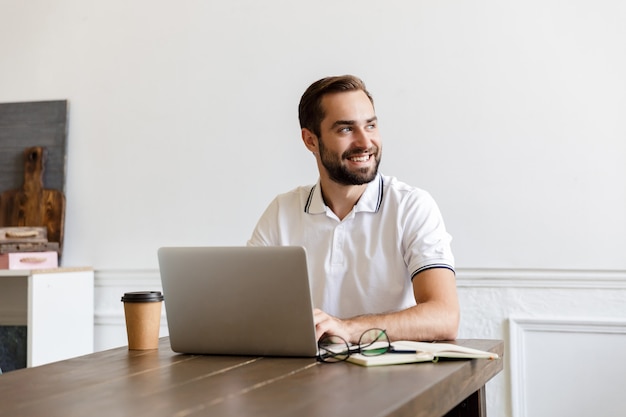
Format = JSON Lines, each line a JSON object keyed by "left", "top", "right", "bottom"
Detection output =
{"left": 301, "top": 128, "right": 318, "bottom": 153}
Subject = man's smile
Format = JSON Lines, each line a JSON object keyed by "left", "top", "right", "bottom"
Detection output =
{"left": 348, "top": 154, "right": 372, "bottom": 163}
{"left": 344, "top": 147, "right": 378, "bottom": 164}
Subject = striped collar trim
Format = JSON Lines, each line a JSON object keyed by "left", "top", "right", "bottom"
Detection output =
{"left": 304, "top": 174, "right": 384, "bottom": 214}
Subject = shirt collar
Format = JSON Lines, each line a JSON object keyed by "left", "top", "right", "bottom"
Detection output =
{"left": 304, "top": 173, "right": 384, "bottom": 215}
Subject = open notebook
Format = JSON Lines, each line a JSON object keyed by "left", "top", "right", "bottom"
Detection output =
{"left": 346, "top": 341, "right": 499, "bottom": 367}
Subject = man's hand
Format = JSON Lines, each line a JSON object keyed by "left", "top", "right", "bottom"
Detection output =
{"left": 313, "top": 308, "right": 354, "bottom": 342}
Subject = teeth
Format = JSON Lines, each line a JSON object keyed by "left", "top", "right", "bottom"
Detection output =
{"left": 350, "top": 155, "right": 370, "bottom": 162}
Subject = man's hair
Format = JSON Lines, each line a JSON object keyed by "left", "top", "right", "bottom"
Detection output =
{"left": 298, "top": 75, "right": 374, "bottom": 138}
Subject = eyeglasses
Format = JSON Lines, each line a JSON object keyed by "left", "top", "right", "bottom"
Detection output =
{"left": 317, "top": 328, "right": 415, "bottom": 363}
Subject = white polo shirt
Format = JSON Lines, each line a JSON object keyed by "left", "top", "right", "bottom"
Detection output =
{"left": 248, "top": 173, "right": 454, "bottom": 319}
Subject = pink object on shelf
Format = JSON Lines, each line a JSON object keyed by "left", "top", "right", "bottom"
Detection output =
{"left": 0, "top": 251, "right": 58, "bottom": 269}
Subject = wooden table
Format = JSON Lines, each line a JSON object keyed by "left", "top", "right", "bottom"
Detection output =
{"left": 0, "top": 338, "right": 503, "bottom": 417}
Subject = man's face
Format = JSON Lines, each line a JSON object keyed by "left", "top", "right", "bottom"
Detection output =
{"left": 316, "top": 90, "right": 382, "bottom": 186}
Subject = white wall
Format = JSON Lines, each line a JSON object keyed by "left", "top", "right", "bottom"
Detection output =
{"left": 1, "top": 1, "right": 625, "bottom": 416}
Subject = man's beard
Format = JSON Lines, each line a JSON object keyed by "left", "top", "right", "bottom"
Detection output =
{"left": 318, "top": 138, "right": 381, "bottom": 186}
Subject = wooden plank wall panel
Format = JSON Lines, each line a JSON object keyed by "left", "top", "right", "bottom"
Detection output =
{"left": 0, "top": 100, "right": 68, "bottom": 193}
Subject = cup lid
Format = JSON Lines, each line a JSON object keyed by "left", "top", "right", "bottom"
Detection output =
{"left": 121, "top": 291, "right": 164, "bottom": 302}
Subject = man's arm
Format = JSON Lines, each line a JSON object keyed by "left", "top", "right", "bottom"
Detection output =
{"left": 314, "top": 268, "right": 460, "bottom": 343}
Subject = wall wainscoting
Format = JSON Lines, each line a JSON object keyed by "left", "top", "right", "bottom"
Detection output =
{"left": 509, "top": 317, "right": 626, "bottom": 417}
{"left": 94, "top": 268, "right": 626, "bottom": 349}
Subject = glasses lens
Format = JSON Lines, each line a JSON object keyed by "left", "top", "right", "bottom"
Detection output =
{"left": 318, "top": 335, "right": 350, "bottom": 362}
{"left": 358, "top": 328, "right": 390, "bottom": 356}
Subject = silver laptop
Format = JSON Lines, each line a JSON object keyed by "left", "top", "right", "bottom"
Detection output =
{"left": 157, "top": 246, "right": 318, "bottom": 357}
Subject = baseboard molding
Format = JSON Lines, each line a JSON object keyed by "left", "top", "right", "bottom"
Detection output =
{"left": 95, "top": 269, "right": 161, "bottom": 287}
{"left": 456, "top": 268, "right": 626, "bottom": 289}
{"left": 94, "top": 268, "right": 626, "bottom": 290}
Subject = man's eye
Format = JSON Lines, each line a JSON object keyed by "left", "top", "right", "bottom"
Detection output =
{"left": 367, "top": 124, "right": 376, "bottom": 130}
{"left": 340, "top": 127, "right": 352, "bottom": 133}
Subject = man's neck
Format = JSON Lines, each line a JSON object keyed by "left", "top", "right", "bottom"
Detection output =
{"left": 319, "top": 177, "right": 368, "bottom": 220}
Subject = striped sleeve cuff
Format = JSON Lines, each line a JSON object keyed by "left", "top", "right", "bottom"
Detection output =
{"left": 411, "top": 264, "right": 455, "bottom": 280}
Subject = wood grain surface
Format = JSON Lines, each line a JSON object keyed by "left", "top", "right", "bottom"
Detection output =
{"left": 0, "top": 338, "right": 504, "bottom": 417}
{"left": 0, "top": 147, "right": 65, "bottom": 252}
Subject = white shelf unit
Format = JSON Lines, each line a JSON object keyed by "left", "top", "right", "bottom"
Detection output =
{"left": 0, "top": 267, "right": 94, "bottom": 367}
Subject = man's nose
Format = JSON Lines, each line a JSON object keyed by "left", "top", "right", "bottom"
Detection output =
{"left": 353, "top": 127, "right": 372, "bottom": 147}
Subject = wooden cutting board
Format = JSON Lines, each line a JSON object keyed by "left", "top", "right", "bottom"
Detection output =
{"left": 0, "top": 147, "right": 65, "bottom": 254}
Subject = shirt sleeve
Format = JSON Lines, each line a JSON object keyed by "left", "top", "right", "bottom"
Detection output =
{"left": 400, "top": 189, "right": 455, "bottom": 278}
{"left": 247, "top": 197, "right": 280, "bottom": 247}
